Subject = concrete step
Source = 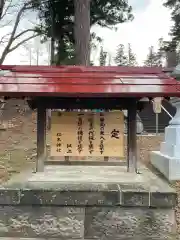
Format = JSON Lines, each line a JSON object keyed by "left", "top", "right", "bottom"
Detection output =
{"left": 0, "top": 165, "right": 177, "bottom": 239}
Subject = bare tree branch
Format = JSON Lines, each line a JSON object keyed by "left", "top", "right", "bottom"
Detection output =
{"left": 0, "top": 0, "right": 5, "bottom": 19}
{"left": 0, "top": 32, "right": 11, "bottom": 44}
{"left": 0, "top": 0, "right": 12, "bottom": 20}
{"left": 0, "top": 0, "right": 41, "bottom": 64}
{"left": 13, "top": 29, "right": 37, "bottom": 40}
{"left": 5, "top": 3, "right": 30, "bottom": 46}
{"left": 0, "top": 19, "right": 13, "bottom": 28}
{"left": 9, "top": 33, "right": 40, "bottom": 53}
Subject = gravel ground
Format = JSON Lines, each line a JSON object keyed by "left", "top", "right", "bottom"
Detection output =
{"left": 0, "top": 100, "right": 179, "bottom": 236}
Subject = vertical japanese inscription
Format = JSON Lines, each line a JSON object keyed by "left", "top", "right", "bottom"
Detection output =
{"left": 88, "top": 114, "right": 95, "bottom": 154}
{"left": 99, "top": 113, "right": 105, "bottom": 154}
{"left": 56, "top": 132, "right": 62, "bottom": 152}
{"left": 77, "top": 113, "right": 83, "bottom": 154}
{"left": 51, "top": 111, "right": 124, "bottom": 157}
{"left": 67, "top": 144, "right": 72, "bottom": 154}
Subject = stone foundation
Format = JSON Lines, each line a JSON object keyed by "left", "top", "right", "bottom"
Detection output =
{"left": 0, "top": 206, "right": 176, "bottom": 239}
{"left": 151, "top": 150, "right": 180, "bottom": 181}
{"left": 0, "top": 164, "right": 177, "bottom": 239}
{"left": 150, "top": 98, "right": 180, "bottom": 181}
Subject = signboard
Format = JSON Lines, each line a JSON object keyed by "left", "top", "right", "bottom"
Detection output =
{"left": 51, "top": 111, "right": 124, "bottom": 157}
{"left": 153, "top": 97, "right": 162, "bottom": 113}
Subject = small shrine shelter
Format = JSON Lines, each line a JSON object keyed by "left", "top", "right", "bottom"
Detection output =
{"left": 0, "top": 65, "right": 179, "bottom": 240}
{"left": 0, "top": 65, "right": 179, "bottom": 173}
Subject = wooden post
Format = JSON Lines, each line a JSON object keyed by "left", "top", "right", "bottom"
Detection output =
{"left": 65, "top": 156, "right": 70, "bottom": 161}
{"left": 127, "top": 100, "right": 137, "bottom": 172}
{"left": 104, "top": 156, "right": 109, "bottom": 161}
{"left": 36, "top": 103, "right": 47, "bottom": 172}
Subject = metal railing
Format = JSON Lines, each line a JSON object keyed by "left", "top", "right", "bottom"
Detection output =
{"left": 161, "top": 104, "right": 173, "bottom": 119}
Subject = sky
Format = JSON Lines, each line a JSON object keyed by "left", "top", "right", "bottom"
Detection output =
{"left": 0, "top": 0, "right": 173, "bottom": 66}
{"left": 92, "top": 0, "right": 172, "bottom": 65}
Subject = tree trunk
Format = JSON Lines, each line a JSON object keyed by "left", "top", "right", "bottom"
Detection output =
{"left": 50, "top": 38, "right": 55, "bottom": 65}
{"left": 50, "top": 0, "right": 55, "bottom": 65}
{"left": 74, "top": 0, "right": 91, "bottom": 161}
{"left": 74, "top": 0, "right": 91, "bottom": 66}
{"left": 0, "top": 0, "right": 5, "bottom": 19}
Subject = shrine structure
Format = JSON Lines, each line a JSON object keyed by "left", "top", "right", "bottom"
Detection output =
{"left": 0, "top": 64, "right": 178, "bottom": 240}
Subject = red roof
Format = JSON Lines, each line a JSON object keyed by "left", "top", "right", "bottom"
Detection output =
{"left": 0, "top": 65, "right": 180, "bottom": 97}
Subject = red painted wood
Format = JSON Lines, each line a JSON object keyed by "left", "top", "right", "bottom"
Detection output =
{"left": 0, "top": 65, "right": 180, "bottom": 97}
{"left": 0, "top": 65, "right": 164, "bottom": 73}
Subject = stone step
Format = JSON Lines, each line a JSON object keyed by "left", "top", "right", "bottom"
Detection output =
{"left": 0, "top": 165, "right": 177, "bottom": 240}
{"left": 0, "top": 206, "right": 176, "bottom": 240}
{"left": 0, "top": 205, "right": 177, "bottom": 239}
{"left": 0, "top": 239, "right": 87, "bottom": 240}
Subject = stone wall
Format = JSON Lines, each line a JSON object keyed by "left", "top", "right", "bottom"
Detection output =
{"left": 0, "top": 206, "right": 176, "bottom": 240}
{"left": 0, "top": 178, "right": 177, "bottom": 240}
